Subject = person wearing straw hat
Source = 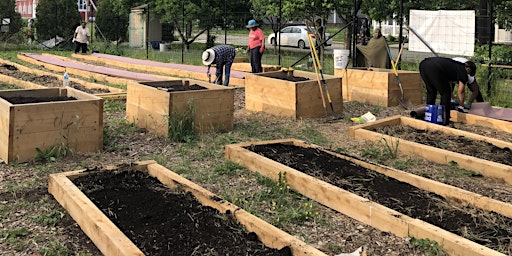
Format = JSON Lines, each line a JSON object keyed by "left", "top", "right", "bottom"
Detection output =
{"left": 202, "top": 45, "right": 236, "bottom": 86}
{"left": 246, "top": 19, "right": 265, "bottom": 73}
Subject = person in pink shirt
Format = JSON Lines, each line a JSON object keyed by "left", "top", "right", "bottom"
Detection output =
{"left": 246, "top": 19, "right": 265, "bottom": 73}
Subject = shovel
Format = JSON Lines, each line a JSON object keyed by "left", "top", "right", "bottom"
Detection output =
{"left": 385, "top": 41, "right": 413, "bottom": 110}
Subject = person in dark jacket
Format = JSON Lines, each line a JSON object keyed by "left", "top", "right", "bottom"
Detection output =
{"left": 451, "top": 57, "right": 484, "bottom": 107}
{"left": 202, "top": 45, "right": 236, "bottom": 86}
{"left": 419, "top": 57, "right": 477, "bottom": 125}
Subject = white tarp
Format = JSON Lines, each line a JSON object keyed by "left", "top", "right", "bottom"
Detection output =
{"left": 408, "top": 10, "right": 475, "bottom": 56}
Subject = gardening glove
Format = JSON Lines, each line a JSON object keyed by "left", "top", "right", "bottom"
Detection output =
{"left": 457, "top": 106, "right": 468, "bottom": 113}
{"left": 86, "top": 41, "right": 89, "bottom": 45}
{"left": 259, "top": 47, "right": 264, "bottom": 54}
{"left": 72, "top": 38, "right": 75, "bottom": 43}
{"left": 464, "top": 102, "right": 472, "bottom": 109}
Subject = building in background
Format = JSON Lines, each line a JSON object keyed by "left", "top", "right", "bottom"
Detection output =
{"left": 15, "top": 0, "right": 98, "bottom": 21}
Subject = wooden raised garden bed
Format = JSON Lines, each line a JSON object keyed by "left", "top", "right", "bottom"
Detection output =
{"left": 126, "top": 80, "right": 234, "bottom": 136}
{"left": 48, "top": 160, "right": 327, "bottom": 256}
{"left": 17, "top": 53, "right": 140, "bottom": 89}
{"left": 450, "top": 110, "right": 512, "bottom": 133}
{"left": 71, "top": 53, "right": 246, "bottom": 87}
{"left": 231, "top": 63, "right": 282, "bottom": 73}
{"left": 349, "top": 115, "right": 512, "bottom": 184}
{"left": 334, "top": 67, "right": 423, "bottom": 107}
{"left": 0, "top": 88, "right": 103, "bottom": 163}
{"left": 0, "top": 58, "right": 126, "bottom": 100}
{"left": 225, "top": 138, "right": 511, "bottom": 256}
{"left": 245, "top": 70, "right": 342, "bottom": 119}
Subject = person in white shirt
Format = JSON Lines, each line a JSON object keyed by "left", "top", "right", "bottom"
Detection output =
{"left": 73, "top": 21, "right": 90, "bottom": 54}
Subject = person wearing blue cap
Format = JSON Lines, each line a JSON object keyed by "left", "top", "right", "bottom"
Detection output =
{"left": 246, "top": 19, "right": 265, "bottom": 73}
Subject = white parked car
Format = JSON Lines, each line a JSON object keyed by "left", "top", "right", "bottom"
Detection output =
{"left": 267, "top": 25, "right": 333, "bottom": 49}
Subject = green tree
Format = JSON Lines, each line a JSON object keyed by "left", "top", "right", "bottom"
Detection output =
{"left": 0, "top": 0, "right": 23, "bottom": 40}
{"left": 35, "top": 0, "right": 82, "bottom": 40}
{"left": 495, "top": 0, "right": 512, "bottom": 30}
{"left": 96, "top": 0, "right": 143, "bottom": 43}
{"left": 154, "top": 0, "right": 226, "bottom": 50}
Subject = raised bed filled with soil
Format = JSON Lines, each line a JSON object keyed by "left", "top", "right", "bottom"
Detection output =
{"left": 334, "top": 67, "right": 423, "bottom": 107}
{"left": 0, "top": 60, "right": 126, "bottom": 100}
{"left": 225, "top": 139, "right": 512, "bottom": 256}
{"left": 245, "top": 70, "right": 342, "bottom": 119}
{"left": 0, "top": 88, "right": 103, "bottom": 163}
{"left": 48, "top": 160, "right": 326, "bottom": 256}
{"left": 126, "top": 80, "right": 234, "bottom": 136}
{"left": 349, "top": 115, "right": 512, "bottom": 184}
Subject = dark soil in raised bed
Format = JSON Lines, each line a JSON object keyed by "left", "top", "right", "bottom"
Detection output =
{"left": 2, "top": 96, "right": 77, "bottom": 104}
{"left": 0, "top": 64, "right": 110, "bottom": 94}
{"left": 143, "top": 82, "right": 208, "bottom": 92}
{"left": 266, "top": 72, "right": 309, "bottom": 82}
{"left": 247, "top": 143, "right": 512, "bottom": 254}
{"left": 72, "top": 170, "right": 291, "bottom": 256}
{"left": 372, "top": 125, "right": 512, "bottom": 166}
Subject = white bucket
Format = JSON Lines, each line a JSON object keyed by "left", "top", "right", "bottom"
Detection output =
{"left": 333, "top": 49, "right": 350, "bottom": 69}
{"left": 159, "top": 43, "right": 168, "bottom": 52}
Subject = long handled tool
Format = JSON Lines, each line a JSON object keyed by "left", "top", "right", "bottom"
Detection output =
{"left": 405, "top": 24, "right": 439, "bottom": 57}
{"left": 384, "top": 40, "right": 413, "bottom": 109}
{"left": 308, "top": 36, "right": 328, "bottom": 116}
{"left": 307, "top": 33, "right": 335, "bottom": 115}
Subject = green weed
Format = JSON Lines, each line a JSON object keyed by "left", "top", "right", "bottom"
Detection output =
{"left": 167, "top": 100, "right": 196, "bottom": 143}
{"left": 409, "top": 237, "right": 445, "bottom": 256}
{"left": 380, "top": 137, "right": 399, "bottom": 159}
{"left": 34, "top": 209, "right": 65, "bottom": 227}
{"left": 213, "top": 161, "right": 244, "bottom": 176}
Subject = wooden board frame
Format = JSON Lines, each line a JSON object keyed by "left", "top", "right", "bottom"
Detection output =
{"left": 0, "top": 88, "right": 103, "bottom": 163}
{"left": 334, "top": 67, "right": 423, "bottom": 107}
{"left": 0, "top": 58, "right": 126, "bottom": 100}
{"left": 225, "top": 138, "right": 509, "bottom": 256}
{"left": 71, "top": 53, "right": 246, "bottom": 87}
{"left": 348, "top": 115, "right": 512, "bottom": 184}
{"left": 48, "top": 160, "right": 327, "bottom": 256}
{"left": 126, "top": 80, "right": 234, "bottom": 136}
{"left": 245, "top": 70, "right": 343, "bottom": 119}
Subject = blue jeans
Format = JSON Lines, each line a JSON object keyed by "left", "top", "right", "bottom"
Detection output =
{"left": 215, "top": 61, "right": 233, "bottom": 86}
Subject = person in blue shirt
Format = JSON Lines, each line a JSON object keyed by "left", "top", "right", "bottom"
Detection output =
{"left": 202, "top": 45, "right": 236, "bottom": 86}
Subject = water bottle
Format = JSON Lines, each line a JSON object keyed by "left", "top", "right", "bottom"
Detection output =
{"left": 63, "top": 71, "right": 69, "bottom": 87}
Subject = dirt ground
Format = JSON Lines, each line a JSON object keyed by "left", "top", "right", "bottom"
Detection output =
{"left": 0, "top": 64, "right": 511, "bottom": 256}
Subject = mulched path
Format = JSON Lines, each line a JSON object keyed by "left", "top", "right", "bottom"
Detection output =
{"left": 72, "top": 170, "right": 292, "bottom": 256}
{"left": 247, "top": 143, "right": 512, "bottom": 254}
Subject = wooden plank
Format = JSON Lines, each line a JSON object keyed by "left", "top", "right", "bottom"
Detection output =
{"left": 71, "top": 53, "right": 246, "bottom": 87}
{"left": 0, "top": 58, "right": 125, "bottom": 95}
{"left": 49, "top": 161, "right": 328, "bottom": 256}
{"left": 225, "top": 139, "right": 506, "bottom": 256}
{"left": 400, "top": 116, "right": 512, "bottom": 148}
{"left": 49, "top": 172, "right": 145, "bottom": 256}
{"left": 17, "top": 54, "right": 135, "bottom": 88}
{"left": 334, "top": 68, "right": 423, "bottom": 107}
{"left": 302, "top": 142, "right": 512, "bottom": 218}
{"left": 450, "top": 110, "right": 512, "bottom": 133}
{"left": 0, "top": 74, "right": 45, "bottom": 89}
{"left": 351, "top": 127, "right": 512, "bottom": 184}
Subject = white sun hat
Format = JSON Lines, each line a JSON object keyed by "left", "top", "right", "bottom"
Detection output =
{"left": 202, "top": 49, "right": 215, "bottom": 66}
